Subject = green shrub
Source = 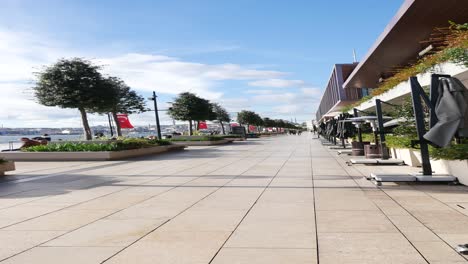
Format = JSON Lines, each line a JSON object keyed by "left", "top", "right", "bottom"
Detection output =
{"left": 0, "top": 159, "right": 7, "bottom": 164}
{"left": 170, "top": 136, "right": 224, "bottom": 142}
{"left": 147, "top": 139, "right": 171, "bottom": 145}
{"left": 24, "top": 143, "right": 118, "bottom": 152}
{"left": 347, "top": 23, "right": 468, "bottom": 110}
{"left": 221, "top": 134, "right": 243, "bottom": 138}
{"left": 430, "top": 143, "right": 468, "bottom": 160}
{"left": 385, "top": 135, "right": 415, "bottom": 149}
{"left": 23, "top": 138, "right": 171, "bottom": 152}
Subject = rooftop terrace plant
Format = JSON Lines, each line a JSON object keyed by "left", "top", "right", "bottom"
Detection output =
{"left": 343, "top": 22, "right": 468, "bottom": 112}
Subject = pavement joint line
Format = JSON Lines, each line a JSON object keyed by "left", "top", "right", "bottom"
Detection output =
{"left": 334, "top": 150, "right": 468, "bottom": 262}
{"left": 0, "top": 144, "right": 272, "bottom": 262}
{"left": 102, "top": 146, "right": 275, "bottom": 263}
{"left": 2, "top": 161, "right": 136, "bottom": 185}
{"left": 0, "top": 148, "right": 231, "bottom": 202}
{"left": 0, "top": 158, "right": 185, "bottom": 211}
{"left": 333, "top": 147, "right": 433, "bottom": 263}
{"left": 207, "top": 143, "right": 295, "bottom": 264}
{"left": 223, "top": 246, "right": 316, "bottom": 249}
{"left": 0, "top": 151, "right": 244, "bottom": 262}
{"left": 0, "top": 158, "right": 178, "bottom": 199}
{"left": 0, "top": 161, "right": 104, "bottom": 183}
{"left": 309, "top": 134, "right": 321, "bottom": 264}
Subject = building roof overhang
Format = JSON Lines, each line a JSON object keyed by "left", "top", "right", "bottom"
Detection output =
{"left": 343, "top": 0, "right": 468, "bottom": 89}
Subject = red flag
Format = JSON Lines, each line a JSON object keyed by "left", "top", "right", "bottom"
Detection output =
{"left": 116, "top": 114, "right": 134, "bottom": 129}
{"left": 198, "top": 121, "right": 208, "bottom": 129}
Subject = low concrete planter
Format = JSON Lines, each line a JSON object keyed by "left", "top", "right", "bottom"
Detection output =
{"left": 420, "top": 159, "right": 468, "bottom": 185}
{"left": 0, "top": 145, "right": 185, "bottom": 161}
{"left": 223, "top": 137, "right": 246, "bottom": 141}
{"left": 390, "top": 148, "right": 421, "bottom": 167}
{"left": 171, "top": 139, "right": 231, "bottom": 146}
{"left": 445, "top": 160, "right": 468, "bottom": 186}
{"left": 0, "top": 161, "right": 15, "bottom": 176}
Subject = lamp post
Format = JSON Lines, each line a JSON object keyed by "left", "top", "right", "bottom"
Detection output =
{"left": 148, "top": 91, "right": 162, "bottom": 139}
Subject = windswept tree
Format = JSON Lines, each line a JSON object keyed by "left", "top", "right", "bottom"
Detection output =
{"left": 237, "top": 110, "right": 263, "bottom": 132}
{"left": 211, "top": 103, "right": 230, "bottom": 134}
{"left": 167, "top": 92, "right": 213, "bottom": 135}
{"left": 33, "top": 58, "right": 109, "bottom": 140}
{"left": 99, "top": 77, "right": 147, "bottom": 136}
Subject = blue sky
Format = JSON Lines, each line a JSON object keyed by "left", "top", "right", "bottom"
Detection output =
{"left": 1, "top": 0, "right": 403, "bottom": 127}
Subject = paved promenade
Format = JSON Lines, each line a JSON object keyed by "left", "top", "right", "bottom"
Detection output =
{"left": 0, "top": 135, "right": 467, "bottom": 263}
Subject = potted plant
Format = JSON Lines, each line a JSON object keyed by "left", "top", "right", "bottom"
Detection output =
{"left": 0, "top": 159, "right": 15, "bottom": 176}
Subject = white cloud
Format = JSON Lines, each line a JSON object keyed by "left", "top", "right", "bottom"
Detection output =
{"left": 0, "top": 27, "right": 318, "bottom": 127}
{"left": 301, "top": 87, "right": 322, "bottom": 96}
{"left": 248, "top": 78, "right": 305, "bottom": 88}
{"left": 97, "top": 54, "right": 286, "bottom": 100}
{"left": 227, "top": 88, "right": 321, "bottom": 121}
{"left": 245, "top": 89, "right": 275, "bottom": 95}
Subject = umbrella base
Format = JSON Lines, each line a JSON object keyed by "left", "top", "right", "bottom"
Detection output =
{"left": 329, "top": 145, "right": 351, "bottom": 149}
{"left": 349, "top": 158, "right": 404, "bottom": 165}
{"left": 369, "top": 173, "right": 457, "bottom": 186}
{"left": 337, "top": 150, "right": 352, "bottom": 155}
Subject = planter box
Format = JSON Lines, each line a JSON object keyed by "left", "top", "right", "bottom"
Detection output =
{"left": 411, "top": 151, "right": 451, "bottom": 174}
{"left": 445, "top": 160, "right": 468, "bottom": 186}
{"left": 390, "top": 148, "right": 421, "bottom": 167}
{"left": 223, "top": 137, "right": 246, "bottom": 141}
{"left": 0, "top": 145, "right": 185, "bottom": 161}
{"left": 171, "top": 139, "right": 231, "bottom": 146}
{"left": 0, "top": 161, "right": 15, "bottom": 176}
{"left": 415, "top": 157, "right": 468, "bottom": 185}
{"left": 410, "top": 151, "right": 468, "bottom": 185}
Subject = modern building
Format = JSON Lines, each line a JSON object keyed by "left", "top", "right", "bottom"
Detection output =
{"left": 343, "top": 0, "right": 468, "bottom": 92}
{"left": 315, "top": 0, "right": 468, "bottom": 120}
{"left": 315, "top": 63, "right": 361, "bottom": 122}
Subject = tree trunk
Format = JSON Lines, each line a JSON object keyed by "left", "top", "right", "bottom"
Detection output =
{"left": 79, "top": 107, "right": 92, "bottom": 140}
{"left": 188, "top": 120, "right": 193, "bottom": 136}
{"left": 112, "top": 112, "right": 122, "bottom": 137}
{"left": 220, "top": 120, "right": 225, "bottom": 135}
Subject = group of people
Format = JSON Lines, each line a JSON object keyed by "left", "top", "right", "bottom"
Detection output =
{"left": 1, "top": 134, "right": 51, "bottom": 152}
{"left": 20, "top": 134, "right": 51, "bottom": 148}
{"left": 288, "top": 130, "right": 303, "bottom": 135}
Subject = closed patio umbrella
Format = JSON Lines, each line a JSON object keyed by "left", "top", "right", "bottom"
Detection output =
{"left": 424, "top": 77, "right": 468, "bottom": 147}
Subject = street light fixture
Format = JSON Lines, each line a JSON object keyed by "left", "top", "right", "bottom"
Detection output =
{"left": 148, "top": 91, "right": 162, "bottom": 139}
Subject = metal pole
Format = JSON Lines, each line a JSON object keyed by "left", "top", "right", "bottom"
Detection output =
{"left": 375, "top": 99, "right": 388, "bottom": 159}
{"left": 152, "top": 91, "right": 162, "bottom": 140}
{"left": 107, "top": 113, "right": 114, "bottom": 137}
{"left": 410, "top": 77, "right": 432, "bottom": 176}
{"left": 353, "top": 108, "right": 363, "bottom": 143}
{"left": 339, "top": 114, "right": 346, "bottom": 148}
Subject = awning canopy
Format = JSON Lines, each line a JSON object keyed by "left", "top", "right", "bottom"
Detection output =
{"left": 343, "top": 0, "right": 468, "bottom": 90}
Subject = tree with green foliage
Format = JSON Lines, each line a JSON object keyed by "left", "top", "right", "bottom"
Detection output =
{"left": 262, "top": 117, "right": 275, "bottom": 128}
{"left": 237, "top": 110, "right": 263, "bottom": 132}
{"left": 99, "top": 77, "right": 147, "bottom": 136}
{"left": 33, "top": 58, "right": 110, "bottom": 140}
{"left": 211, "top": 103, "right": 230, "bottom": 135}
{"left": 167, "top": 92, "right": 213, "bottom": 135}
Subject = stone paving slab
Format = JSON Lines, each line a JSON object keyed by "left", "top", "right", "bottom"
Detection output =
{"left": 0, "top": 135, "right": 467, "bottom": 263}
